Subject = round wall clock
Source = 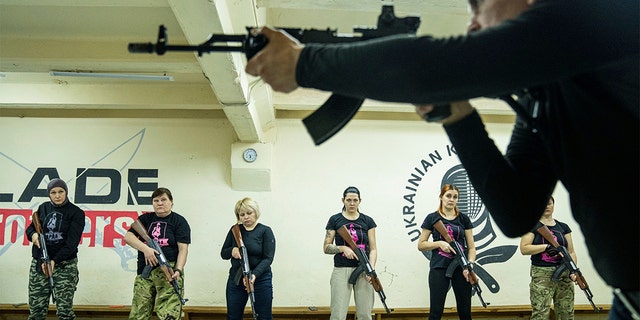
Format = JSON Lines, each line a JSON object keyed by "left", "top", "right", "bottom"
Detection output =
{"left": 243, "top": 148, "right": 257, "bottom": 163}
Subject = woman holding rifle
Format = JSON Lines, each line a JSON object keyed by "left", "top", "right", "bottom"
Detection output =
{"left": 519, "top": 196, "right": 578, "bottom": 320}
{"left": 125, "top": 187, "right": 191, "bottom": 320}
{"left": 221, "top": 197, "right": 276, "bottom": 320}
{"left": 417, "top": 184, "right": 476, "bottom": 320}
{"left": 26, "top": 178, "right": 86, "bottom": 320}
{"left": 323, "top": 186, "right": 378, "bottom": 320}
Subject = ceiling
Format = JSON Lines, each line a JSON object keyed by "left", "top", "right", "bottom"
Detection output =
{"left": 0, "top": 0, "right": 513, "bottom": 143}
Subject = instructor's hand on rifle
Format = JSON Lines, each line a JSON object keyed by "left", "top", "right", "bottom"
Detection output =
{"left": 245, "top": 26, "right": 304, "bottom": 93}
{"left": 415, "top": 101, "right": 474, "bottom": 125}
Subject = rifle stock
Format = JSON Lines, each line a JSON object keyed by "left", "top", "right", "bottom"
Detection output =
{"left": 128, "top": 5, "right": 420, "bottom": 146}
{"left": 536, "top": 225, "right": 601, "bottom": 312}
{"left": 231, "top": 224, "right": 258, "bottom": 320}
{"left": 337, "top": 226, "right": 391, "bottom": 314}
{"left": 32, "top": 211, "right": 56, "bottom": 303}
{"left": 131, "top": 219, "right": 188, "bottom": 305}
{"left": 433, "top": 220, "right": 489, "bottom": 308}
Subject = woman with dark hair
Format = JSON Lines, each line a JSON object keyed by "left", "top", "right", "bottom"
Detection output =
{"left": 221, "top": 197, "right": 276, "bottom": 320}
{"left": 26, "top": 178, "right": 86, "bottom": 320}
{"left": 125, "top": 187, "right": 191, "bottom": 320}
{"left": 323, "top": 186, "right": 378, "bottom": 320}
{"left": 520, "top": 196, "right": 578, "bottom": 320}
{"left": 417, "top": 184, "right": 476, "bottom": 320}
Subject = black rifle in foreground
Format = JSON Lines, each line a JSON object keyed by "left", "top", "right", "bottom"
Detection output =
{"left": 128, "top": 5, "right": 420, "bottom": 146}
{"left": 131, "top": 219, "right": 188, "bottom": 305}
{"left": 433, "top": 220, "right": 489, "bottom": 308}
{"left": 536, "top": 225, "right": 601, "bottom": 312}
{"left": 337, "top": 225, "right": 391, "bottom": 314}
{"left": 32, "top": 211, "right": 56, "bottom": 303}
{"left": 231, "top": 224, "right": 258, "bottom": 320}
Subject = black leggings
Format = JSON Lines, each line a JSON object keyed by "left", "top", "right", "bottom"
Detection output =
{"left": 428, "top": 267, "right": 472, "bottom": 320}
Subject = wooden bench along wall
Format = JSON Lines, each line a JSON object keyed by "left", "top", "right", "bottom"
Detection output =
{"left": 0, "top": 304, "right": 610, "bottom": 320}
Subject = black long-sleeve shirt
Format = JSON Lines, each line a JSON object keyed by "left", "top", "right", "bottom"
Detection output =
{"left": 26, "top": 201, "right": 86, "bottom": 264}
{"left": 296, "top": 0, "right": 639, "bottom": 290}
{"left": 221, "top": 223, "right": 276, "bottom": 281}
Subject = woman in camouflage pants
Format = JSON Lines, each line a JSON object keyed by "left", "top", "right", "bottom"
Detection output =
{"left": 125, "top": 187, "right": 191, "bottom": 320}
{"left": 519, "top": 197, "right": 578, "bottom": 320}
{"left": 26, "top": 178, "right": 86, "bottom": 320}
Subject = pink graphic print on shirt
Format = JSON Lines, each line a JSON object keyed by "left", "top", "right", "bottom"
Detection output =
{"left": 541, "top": 231, "right": 561, "bottom": 263}
{"left": 437, "top": 224, "right": 454, "bottom": 259}
{"left": 149, "top": 221, "right": 169, "bottom": 246}
{"left": 342, "top": 223, "right": 366, "bottom": 257}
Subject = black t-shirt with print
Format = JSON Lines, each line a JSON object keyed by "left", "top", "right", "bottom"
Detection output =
{"left": 129, "top": 211, "right": 191, "bottom": 275}
{"left": 530, "top": 220, "right": 572, "bottom": 267}
{"left": 325, "top": 212, "right": 377, "bottom": 268}
{"left": 421, "top": 211, "right": 473, "bottom": 270}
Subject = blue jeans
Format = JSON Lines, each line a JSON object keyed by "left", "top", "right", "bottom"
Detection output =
{"left": 226, "top": 271, "right": 273, "bottom": 320}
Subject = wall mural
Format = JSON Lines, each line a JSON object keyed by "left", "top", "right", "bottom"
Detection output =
{"left": 400, "top": 144, "right": 517, "bottom": 296}
{"left": 0, "top": 129, "right": 151, "bottom": 272}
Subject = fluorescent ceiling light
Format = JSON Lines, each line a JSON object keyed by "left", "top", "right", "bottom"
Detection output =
{"left": 50, "top": 71, "right": 173, "bottom": 81}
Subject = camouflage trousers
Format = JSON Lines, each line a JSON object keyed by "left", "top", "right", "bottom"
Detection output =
{"left": 129, "top": 264, "right": 184, "bottom": 320}
{"left": 28, "top": 258, "right": 79, "bottom": 320}
{"left": 529, "top": 265, "right": 575, "bottom": 320}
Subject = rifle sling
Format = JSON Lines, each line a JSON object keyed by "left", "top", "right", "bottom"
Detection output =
{"left": 348, "top": 264, "right": 366, "bottom": 285}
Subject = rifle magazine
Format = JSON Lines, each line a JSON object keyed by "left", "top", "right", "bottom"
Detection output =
{"left": 141, "top": 265, "right": 152, "bottom": 279}
{"left": 348, "top": 264, "right": 365, "bottom": 285}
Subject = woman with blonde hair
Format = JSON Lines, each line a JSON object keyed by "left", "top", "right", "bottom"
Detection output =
{"left": 221, "top": 198, "right": 276, "bottom": 320}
